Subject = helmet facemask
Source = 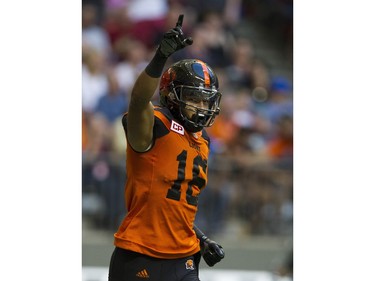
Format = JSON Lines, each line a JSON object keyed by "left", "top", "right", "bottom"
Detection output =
{"left": 159, "top": 59, "right": 222, "bottom": 132}
{"left": 171, "top": 83, "right": 221, "bottom": 132}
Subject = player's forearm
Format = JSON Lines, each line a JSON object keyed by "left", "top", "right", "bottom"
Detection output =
{"left": 193, "top": 224, "right": 208, "bottom": 243}
{"left": 130, "top": 71, "right": 160, "bottom": 107}
{"left": 127, "top": 69, "right": 159, "bottom": 152}
{"left": 130, "top": 50, "right": 168, "bottom": 107}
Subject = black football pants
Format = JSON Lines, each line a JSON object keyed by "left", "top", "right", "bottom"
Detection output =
{"left": 108, "top": 247, "right": 201, "bottom": 281}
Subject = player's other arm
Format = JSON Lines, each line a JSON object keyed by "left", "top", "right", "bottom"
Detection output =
{"left": 193, "top": 224, "right": 225, "bottom": 267}
{"left": 127, "top": 14, "right": 193, "bottom": 152}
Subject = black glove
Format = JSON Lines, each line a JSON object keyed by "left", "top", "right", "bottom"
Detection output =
{"left": 200, "top": 238, "right": 225, "bottom": 267}
{"left": 157, "top": 14, "right": 193, "bottom": 58}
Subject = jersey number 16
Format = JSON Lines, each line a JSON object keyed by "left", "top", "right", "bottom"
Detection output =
{"left": 166, "top": 150, "right": 207, "bottom": 206}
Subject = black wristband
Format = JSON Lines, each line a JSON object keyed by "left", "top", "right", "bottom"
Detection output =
{"left": 145, "top": 50, "right": 168, "bottom": 78}
{"left": 200, "top": 235, "right": 208, "bottom": 246}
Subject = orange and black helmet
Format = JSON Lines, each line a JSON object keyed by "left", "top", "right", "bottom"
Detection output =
{"left": 159, "top": 59, "right": 221, "bottom": 132}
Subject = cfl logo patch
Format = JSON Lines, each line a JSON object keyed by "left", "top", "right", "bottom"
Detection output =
{"left": 171, "top": 120, "right": 184, "bottom": 135}
{"left": 185, "top": 259, "right": 195, "bottom": 270}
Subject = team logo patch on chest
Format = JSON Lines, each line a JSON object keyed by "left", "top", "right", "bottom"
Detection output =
{"left": 185, "top": 259, "right": 195, "bottom": 270}
{"left": 171, "top": 120, "right": 185, "bottom": 135}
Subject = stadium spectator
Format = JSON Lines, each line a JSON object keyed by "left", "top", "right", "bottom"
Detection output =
{"left": 82, "top": 3, "right": 111, "bottom": 59}
{"left": 104, "top": 5, "right": 133, "bottom": 47}
{"left": 112, "top": 37, "right": 148, "bottom": 94}
{"left": 197, "top": 11, "right": 236, "bottom": 68}
{"left": 94, "top": 69, "right": 128, "bottom": 124}
{"left": 125, "top": 0, "right": 169, "bottom": 48}
{"left": 224, "top": 37, "right": 256, "bottom": 89}
{"left": 82, "top": 47, "right": 109, "bottom": 114}
{"left": 266, "top": 115, "right": 293, "bottom": 168}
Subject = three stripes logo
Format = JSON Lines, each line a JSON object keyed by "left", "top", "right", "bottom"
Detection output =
{"left": 136, "top": 269, "right": 150, "bottom": 278}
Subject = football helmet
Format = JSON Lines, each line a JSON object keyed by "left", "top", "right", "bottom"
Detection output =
{"left": 160, "top": 59, "right": 221, "bottom": 132}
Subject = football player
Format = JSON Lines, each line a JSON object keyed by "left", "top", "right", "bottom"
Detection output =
{"left": 108, "top": 15, "right": 225, "bottom": 281}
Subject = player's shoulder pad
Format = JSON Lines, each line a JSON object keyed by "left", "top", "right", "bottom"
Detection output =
{"left": 122, "top": 110, "right": 169, "bottom": 140}
{"left": 154, "top": 106, "right": 174, "bottom": 122}
{"left": 153, "top": 106, "right": 174, "bottom": 139}
{"left": 154, "top": 114, "right": 169, "bottom": 139}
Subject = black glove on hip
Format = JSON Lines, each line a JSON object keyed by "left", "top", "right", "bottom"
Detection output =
{"left": 201, "top": 238, "right": 225, "bottom": 267}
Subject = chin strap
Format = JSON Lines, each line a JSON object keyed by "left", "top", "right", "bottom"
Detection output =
{"left": 183, "top": 121, "right": 203, "bottom": 133}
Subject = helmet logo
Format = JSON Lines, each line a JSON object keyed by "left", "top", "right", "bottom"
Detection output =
{"left": 170, "top": 120, "right": 185, "bottom": 135}
{"left": 160, "top": 69, "right": 176, "bottom": 91}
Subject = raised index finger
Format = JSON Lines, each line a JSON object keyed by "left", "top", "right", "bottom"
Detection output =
{"left": 176, "top": 14, "right": 184, "bottom": 28}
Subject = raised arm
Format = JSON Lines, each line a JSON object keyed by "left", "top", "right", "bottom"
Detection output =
{"left": 126, "top": 15, "right": 193, "bottom": 152}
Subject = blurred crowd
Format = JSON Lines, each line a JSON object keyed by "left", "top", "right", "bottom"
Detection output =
{"left": 82, "top": 0, "right": 293, "bottom": 237}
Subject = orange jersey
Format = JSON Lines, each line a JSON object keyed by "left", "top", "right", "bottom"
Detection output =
{"left": 114, "top": 107, "right": 210, "bottom": 259}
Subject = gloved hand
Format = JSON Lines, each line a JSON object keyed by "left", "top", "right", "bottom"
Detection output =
{"left": 157, "top": 14, "right": 193, "bottom": 58}
{"left": 200, "top": 238, "right": 225, "bottom": 267}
